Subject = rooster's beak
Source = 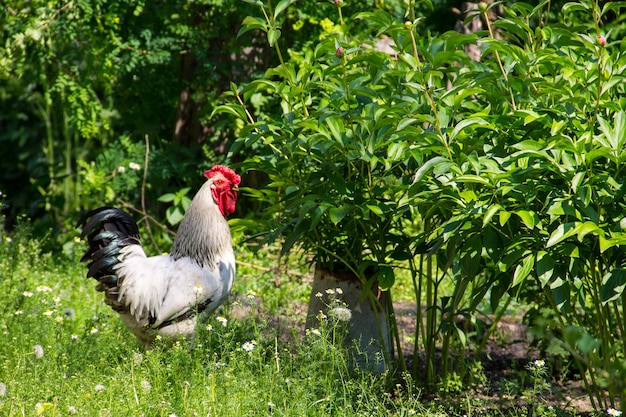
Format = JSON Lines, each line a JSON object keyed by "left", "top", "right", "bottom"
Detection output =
{"left": 231, "top": 185, "right": 239, "bottom": 192}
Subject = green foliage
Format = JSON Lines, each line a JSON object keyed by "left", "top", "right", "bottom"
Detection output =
{"left": 0, "top": 226, "right": 591, "bottom": 417}
{"left": 223, "top": 0, "right": 626, "bottom": 408}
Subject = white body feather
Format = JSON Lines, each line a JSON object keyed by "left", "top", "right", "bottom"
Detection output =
{"left": 110, "top": 179, "right": 235, "bottom": 347}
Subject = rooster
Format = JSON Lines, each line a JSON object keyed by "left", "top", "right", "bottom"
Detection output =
{"left": 77, "top": 165, "right": 241, "bottom": 348}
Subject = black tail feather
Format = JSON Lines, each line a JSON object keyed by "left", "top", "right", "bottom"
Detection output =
{"left": 77, "top": 207, "right": 141, "bottom": 288}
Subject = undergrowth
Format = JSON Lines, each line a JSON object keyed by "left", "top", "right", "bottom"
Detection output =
{"left": 0, "top": 222, "right": 594, "bottom": 417}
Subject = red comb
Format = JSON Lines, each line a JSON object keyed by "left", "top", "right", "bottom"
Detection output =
{"left": 203, "top": 165, "right": 241, "bottom": 185}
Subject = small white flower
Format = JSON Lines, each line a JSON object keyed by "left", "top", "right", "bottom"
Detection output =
{"left": 128, "top": 162, "right": 141, "bottom": 171}
{"left": 67, "top": 405, "right": 78, "bottom": 414}
{"left": 206, "top": 324, "right": 213, "bottom": 331}
{"left": 325, "top": 288, "right": 335, "bottom": 295}
{"left": 117, "top": 166, "right": 126, "bottom": 173}
{"left": 0, "top": 382, "right": 6, "bottom": 396}
{"left": 331, "top": 306, "right": 352, "bottom": 322}
{"left": 242, "top": 341, "right": 256, "bottom": 352}
{"left": 90, "top": 327, "right": 99, "bottom": 334}
{"left": 37, "top": 285, "right": 52, "bottom": 293}
{"left": 169, "top": 414, "right": 178, "bottom": 417}
{"left": 308, "top": 328, "right": 321, "bottom": 336}
{"left": 315, "top": 292, "right": 323, "bottom": 298}
{"left": 43, "top": 310, "right": 54, "bottom": 317}
{"left": 607, "top": 408, "right": 622, "bottom": 417}
{"left": 14, "top": 310, "right": 23, "bottom": 316}
{"left": 71, "top": 334, "right": 79, "bottom": 340}
{"left": 23, "top": 291, "right": 33, "bottom": 297}
{"left": 193, "top": 285, "right": 203, "bottom": 295}
{"left": 216, "top": 316, "right": 228, "bottom": 327}
{"left": 246, "top": 289, "right": 257, "bottom": 299}
{"left": 141, "top": 380, "right": 152, "bottom": 391}
{"left": 94, "top": 384, "right": 105, "bottom": 392}
{"left": 33, "top": 344, "right": 44, "bottom": 359}
{"left": 533, "top": 359, "right": 545, "bottom": 368}
{"left": 317, "top": 310, "right": 327, "bottom": 320}
{"left": 132, "top": 352, "right": 143, "bottom": 365}
{"left": 5, "top": 237, "right": 12, "bottom": 243}
{"left": 335, "top": 287, "right": 343, "bottom": 294}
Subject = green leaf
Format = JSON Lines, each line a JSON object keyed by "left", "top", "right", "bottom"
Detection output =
{"left": 448, "top": 117, "right": 494, "bottom": 142}
{"left": 515, "top": 210, "right": 538, "bottom": 230}
{"left": 158, "top": 193, "right": 176, "bottom": 203}
{"left": 267, "top": 28, "right": 282, "bottom": 46}
{"left": 374, "top": 266, "right": 395, "bottom": 290}
{"left": 482, "top": 204, "right": 502, "bottom": 227}
{"left": 499, "top": 210, "right": 511, "bottom": 227}
{"left": 513, "top": 253, "right": 534, "bottom": 288}
{"left": 546, "top": 222, "right": 577, "bottom": 248}
{"left": 412, "top": 156, "right": 449, "bottom": 184}
{"left": 365, "top": 204, "right": 384, "bottom": 217}
{"left": 536, "top": 251, "right": 555, "bottom": 286}
{"left": 237, "top": 16, "right": 268, "bottom": 38}
{"left": 328, "top": 205, "right": 350, "bottom": 225}
{"left": 274, "top": 0, "right": 295, "bottom": 18}
{"left": 601, "top": 269, "right": 626, "bottom": 304}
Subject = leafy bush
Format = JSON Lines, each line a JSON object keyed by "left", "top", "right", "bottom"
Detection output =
{"left": 223, "top": 0, "right": 626, "bottom": 408}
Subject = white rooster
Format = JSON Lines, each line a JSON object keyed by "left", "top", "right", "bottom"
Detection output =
{"left": 77, "top": 165, "right": 241, "bottom": 348}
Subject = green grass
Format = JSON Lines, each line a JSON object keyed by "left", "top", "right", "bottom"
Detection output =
{"left": 0, "top": 228, "right": 591, "bottom": 417}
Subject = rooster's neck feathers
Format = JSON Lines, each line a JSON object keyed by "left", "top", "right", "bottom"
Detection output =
{"left": 170, "top": 180, "right": 232, "bottom": 267}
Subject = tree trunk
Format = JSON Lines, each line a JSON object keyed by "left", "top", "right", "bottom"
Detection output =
{"left": 305, "top": 266, "right": 392, "bottom": 373}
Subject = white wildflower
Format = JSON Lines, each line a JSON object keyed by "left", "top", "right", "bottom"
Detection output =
{"left": 117, "top": 166, "right": 126, "bottom": 173}
{"left": 216, "top": 316, "right": 228, "bottom": 327}
{"left": 14, "top": 310, "right": 23, "bottom": 316}
{"left": 331, "top": 306, "right": 352, "bottom": 322}
{"left": 607, "top": 408, "right": 622, "bottom": 417}
{"left": 317, "top": 310, "right": 327, "bottom": 320}
{"left": 242, "top": 341, "right": 256, "bottom": 352}
{"left": 5, "top": 237, "right": 12, "bottom": 243}
{"left": 307, "top": 328, "right": 321, "bottom": 336}
{"left": 23, "top": 291, "right": 33, "bottom": 297}
{"left": 335, "top": 287, "right": 343, "bottom": 295}
{"left": 71, "top": 334, "right": 79, "bottom": 340}
{"left": 533, "top": 359, "right": 545, "bottom": 368}
{"left": 132, "top": 352, "right": 143, "bottom": 365}
{"left": 325, "top": 288, "right": 335, "bottom": 295}
{"left": 206, "top": 324, "right": 213, "bottom": 331}
{"left": 37, "top": 285, "right": 52, "bottom": 293}
{"left": 94, "top": 384, "right": 105, "bottom": 392}
{"left": 141, "top": 380, "right": 152, "bottom": 391}
{"left": 90, "top": 327, "right": 99, "bottom": 334}
{"left": 33, "top": 344, "right": 44, "bottom": 359}
{"left": 246, "top": 289, "right": 257, "bottom": 299}
{"left": 129, "top": 162, "right": 141, "bottom": 171}
{"left": 43, "top": 310, "right": 54, "bottom": 317}
{"left": 67, "top": 405, "right": 78, "bottom": 414}
{"left": 193, "top": 285, "right": 203, "bottom": 295}
{"left": 315, "top": 292, "right": 323, "bottom": 298}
